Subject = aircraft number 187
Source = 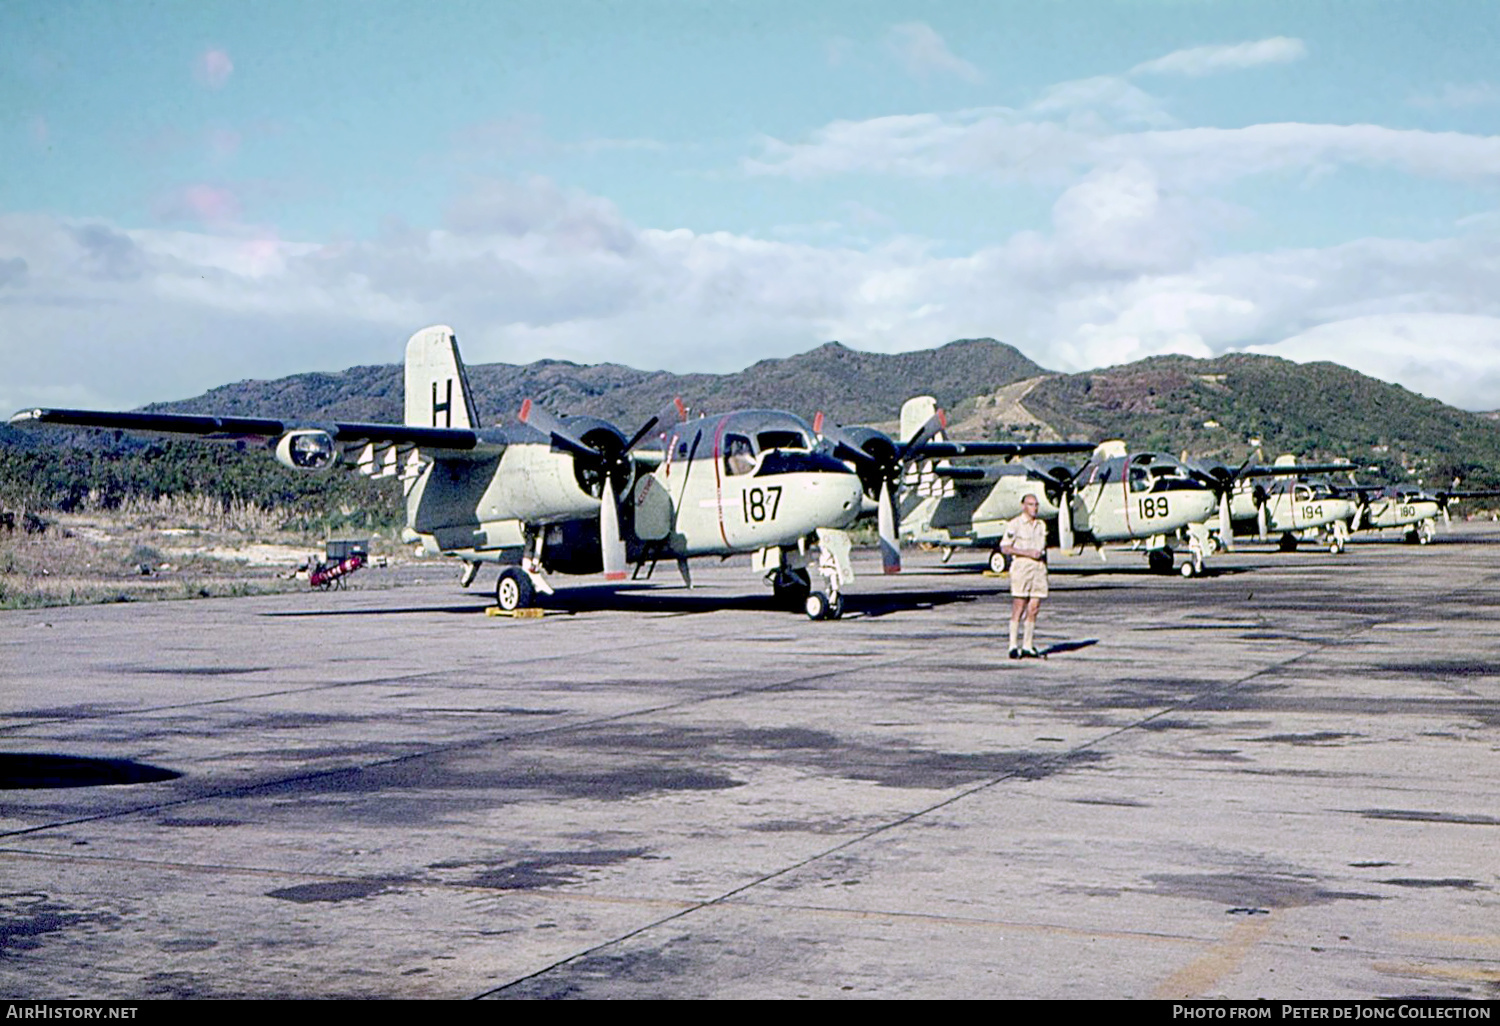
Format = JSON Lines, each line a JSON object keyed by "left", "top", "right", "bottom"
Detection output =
{"left": 743, "top": 486, "right": 783, "bottom": 523}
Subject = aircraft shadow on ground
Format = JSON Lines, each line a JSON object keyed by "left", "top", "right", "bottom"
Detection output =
{"left": 261, "top": 581, "right": 998, "bottom": 619}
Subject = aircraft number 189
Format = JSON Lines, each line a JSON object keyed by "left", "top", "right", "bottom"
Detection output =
{"left": 1137, "top": 496, "right": 1170, "bottom": 519}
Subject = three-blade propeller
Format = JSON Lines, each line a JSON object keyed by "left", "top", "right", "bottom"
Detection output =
{"left": 519, "top": 396, "right": 687, "bottom": 580}
{"left": 813, "top": 409, "right": 948, "bottom": 573}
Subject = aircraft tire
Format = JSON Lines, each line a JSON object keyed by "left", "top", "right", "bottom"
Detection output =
{"left": 826, "top": 592, "right": 844, "bottom": 620}
{"left": 1148, "top": 549, "right": 1174, "bottom": 574}
{"left": 988, "top": 550, "right": 1008, "bottom": 575}
{"left": 495, "top": 568, "right": 534, "bottom": 611}
{"left": 804, "top": 591, "right": 831, "bottom": 621}
{"left": 1180, "top": 560, "right": 1196, "bottom": 578}
{"left": 1278, "top": 534, "right": 1299, "bottom": 552}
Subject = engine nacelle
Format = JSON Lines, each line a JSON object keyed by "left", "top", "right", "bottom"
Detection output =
{"left": 275, "top": 429, "right": 339, "bottom": 472}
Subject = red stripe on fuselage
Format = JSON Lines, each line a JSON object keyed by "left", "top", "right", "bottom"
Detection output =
{"left": 711, "top": 415, "right": 730, "bottom": 549}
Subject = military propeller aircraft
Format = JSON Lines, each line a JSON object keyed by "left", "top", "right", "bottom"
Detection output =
{"left": 883, "top": 410, "right": 1221, "bottom": 577}
{"left": 1341, "top": 483, "right": 1500, "bottom": 544}
{"left": 11, "top": 326, "right": 870, "bottom": 620}
{"left": 1186, "top": 455, "right": 1358, "bottom": 554}
{"left": 1060, "top": 442, "right": 1222, "bottom": 576}
{"left": 813, "top": 396, "right": 1095, "bottom": 574}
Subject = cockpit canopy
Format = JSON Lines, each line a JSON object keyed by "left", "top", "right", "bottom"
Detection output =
{"left": 719, "top": 415, "right": 813, "bottom": 477}
{"left": 1080, "top": 452, "right": 1208, "bottom": 493}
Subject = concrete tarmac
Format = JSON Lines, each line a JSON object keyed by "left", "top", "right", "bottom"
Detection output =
{"left": 1, "top": 524, "right": 1497, "bottom": 1000}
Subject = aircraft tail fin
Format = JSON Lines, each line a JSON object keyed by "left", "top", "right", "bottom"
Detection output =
{"left": 404, "top": 325, "right": 480, "bottom": 429}
{"left": 900, "top": 396, "right": 946, "bottom": 444}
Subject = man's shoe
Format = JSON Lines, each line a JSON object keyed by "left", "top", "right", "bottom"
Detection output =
{"left": 1008, "top": 647, "right": 1022, "bottom": 660}
{"left": 1021, "top": 646, "right": 1041, "bottom": 659}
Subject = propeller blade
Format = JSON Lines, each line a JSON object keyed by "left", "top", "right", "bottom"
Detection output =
{"left": 622, "top": 396, "right": 688, "bottom": 453}
{"left": 877, "top": 479, "right": 901, "bottom": 573}
{"left": 1058, "top": 490, "right": 1075, "bottom": 551}
{"left": 1352, "top": 504, "right": 1364, "bottom": 532}
{"left": 1218, "top": 491, "right": 1234, "bottom": 552}
{"left": 518, "top": 398, "right": 599, "bottom": 460}
{"left": 1257, "top": 500, "right": 1268, "bottom": 541}
{"left": 599, "top": 475, "right": 627, "bottom": 581}
{"left": 813, "top": 412, "right": 886, "bottom": 475}
{"left": 896, "top": 409, "right": 947, "bottom": 464}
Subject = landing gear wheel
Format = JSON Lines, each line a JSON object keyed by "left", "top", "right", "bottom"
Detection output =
{"left": 988, "top": 550, "right": 1008, "bottom": 575}
{"left": 1180, "top": 560, "right": 1196, "bottom": 578}
{"left": 1404, "top": 530, "right": 1420, "bottom": 545}
{"left": 825, "top": 592, "right": 843, "bottom": 620}
{"left": 773, "top": 569, "right": 812, "bottom": 610}
{"left": 1330, "top": 539, "right": 1344, "bottom": 554}
{"left": 805, "top": 590, "right": 831, "bottom": 621}
{"left": 495, "top": 567, "right": 535, "bottom": 611}
{"left": 1148, "top": 549, "right": 1174, "bottom": 574}
{"left": 1278, "top": 534, "right": 1299, "bottom": 552}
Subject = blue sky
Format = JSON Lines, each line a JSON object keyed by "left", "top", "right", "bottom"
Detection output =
{"left": 3, "top": 0, "right": 1500, "bottom": 413}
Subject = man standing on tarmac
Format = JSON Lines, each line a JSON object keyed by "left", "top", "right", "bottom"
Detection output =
{"left": 1000, "top": 493, "right": 1048, "bottom": 659}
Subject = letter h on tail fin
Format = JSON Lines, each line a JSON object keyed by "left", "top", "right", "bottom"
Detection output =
{"left": 404, "top": 325, "right": 481, "bottom": 429}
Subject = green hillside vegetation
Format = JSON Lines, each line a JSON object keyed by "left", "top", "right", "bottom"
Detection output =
{"left": 7, "top": 340, "right": 1498, "bottom": 522}
{"left": 0, "top": 431, "right": 402, "bottom": 531}
{"left": 1024, "top": 353, "right": 1500, "bottom": 486}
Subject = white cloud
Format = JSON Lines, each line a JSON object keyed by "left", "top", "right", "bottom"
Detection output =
{"left": 887, "top": 22, "right": 984, "bottom": 84}
{"left": 749, "top": 109, "right": 1500, "bottom": 186}
{"left": 5, "top": 168, "right": 1500, "bottom": 417}
{"left": 1246, "top": 314, "right": 1500, "bottom": 410}
{"left": 1131, "top": 37, "right": 1308, "bottom": 77}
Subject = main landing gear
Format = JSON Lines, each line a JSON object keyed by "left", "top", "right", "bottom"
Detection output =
{"left": 767, "top": 534, "right": 847, "bottom": 620}
{"left": 495, "top": 567, "right": 535, "bottom": 611}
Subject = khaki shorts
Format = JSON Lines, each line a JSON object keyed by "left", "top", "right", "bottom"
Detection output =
{"left": 1009, "top": 557, "right": 1049, "bottom": 598}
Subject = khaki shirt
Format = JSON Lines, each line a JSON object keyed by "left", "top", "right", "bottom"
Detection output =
{"left": 1001, "top": 513, "right": 1047, "bottom": 561}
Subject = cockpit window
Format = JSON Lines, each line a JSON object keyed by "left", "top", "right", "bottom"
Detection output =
{"left": 723, "top": 434, "right": 755, "bottom": 476}
{"left": 1128, "top": 465, "right": 1151, "bottom": 493}
{"left": 757, "top": 430, "right": 807, "bottom": 452}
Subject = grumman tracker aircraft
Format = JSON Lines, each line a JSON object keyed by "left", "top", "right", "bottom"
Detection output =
{"left": 1187, "top": 455, "right": 1358, "bottom": 554}
{"left": 813, "top": 396, "right": 1096, "bottom": 574}
{"left": 1342, "top": 484, "right": 1500, "bottom": 544}
{"left": 880, "top": 408, "right": 1218, "bottom": 577}
{"left": 11, "top": 326, "right": 869, "bottom": 620}
{"left": 1063, "top": 442, "right": 1221, "bottom": 576}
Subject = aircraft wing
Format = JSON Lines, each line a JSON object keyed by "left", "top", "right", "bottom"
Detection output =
{"left": 9, "top": 407, "right": 496, "bottom": 475}
{"left": 911, "top": 440, "right": 1096, "bottom": 459}
{"left": 1239, "top": 461, "right": 1355, "bottom": 479}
